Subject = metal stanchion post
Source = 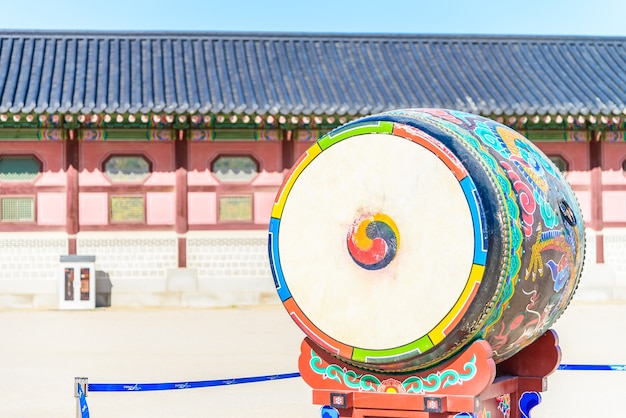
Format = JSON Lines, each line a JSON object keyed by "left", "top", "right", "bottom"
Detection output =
{"left": 74, "top": 377, "right": 89, "bottom": 418}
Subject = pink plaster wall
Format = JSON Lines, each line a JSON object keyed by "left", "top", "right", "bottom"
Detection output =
{"left": 603, "top": 191, "right": 626, "bottom": 222}
{"left": 144, "top": 171, "right": 175, "bottom": 186}
{"left": 76, "top": 142, "right": 176, "bottom": 227}
{"left": 294, "top": 141, "right": 316, "bottom": 162}
{"left": 187, "top": 142, "right": 282, "bottom": 226}
{"left": 0, "top": 142, "right": 66, "bottom": 227}
{"left": 573, "top": 190, "right": 592, "bottom": 225}
{"left": 254, "top": 192, "right": 276, "bottom": 224}
{"left": 602, "top": 142, "right": 626, "bottom": 170}
{"left": 252, "top": 172, "right": 284, "bottom": 186}
{"left": 534, "top": 141, "right": 593, "bottom": 224}
{"left": 188, "top": 192, "right": 217, "bottom": 224}
{"left": 37, "top": 192, "right": 66, "bottom": 225}
{"left": 600, "top": 142, "right": 626, "bottom": 223}
{"left": 534, "top": 141, "right": 589, "bottom": 172}
{"left": 146, "top": 192, "right": 175, "bottom": 225}
{"left": 602, "top": 142, "right": 626, "bottom": 186}
{"left": 187, "top": 170, "right": 219, "bottom": 186}
{"left": 35, "top": 171, "right": 66, "bottom": 186}
{"left": 79, "top": 193, "right": 109, "bottom": 225}
{"left": 79, "top": 169, "right": 110, "bottom": 186}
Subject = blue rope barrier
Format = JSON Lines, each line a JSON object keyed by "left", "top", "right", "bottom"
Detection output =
{"left": 88, "top": 372, "right": 301, "bottom": 392}
{"left": 75, "top": 364, "right": 626, "bottom": 418}
{"left": 77, "top": 383, "right": 90, "bottom": 418}
{"left": 85, "top": 364, "right": 626, "bottom": 393}
{"left": 558, "top": 364, "right": 626, "bottom": 371}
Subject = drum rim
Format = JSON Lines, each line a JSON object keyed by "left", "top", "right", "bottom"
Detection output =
{"left": 269, "top": 119, "right": 490, "bottom": 366}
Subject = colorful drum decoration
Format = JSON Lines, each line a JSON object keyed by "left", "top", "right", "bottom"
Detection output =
{"left": 268, "top": 109, "right": 585, "bottom": 372}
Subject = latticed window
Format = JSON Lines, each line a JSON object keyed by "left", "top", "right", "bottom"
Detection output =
{"left": 110, "top": 196, "right": 145, "bottom": 223}
{"left": 104, "top": 155, "right": 151, "bottom": 182}
{"left": 212, "top": 155, "right": 259, "bottom": 182}
{"left": 211, "top": 155, "right": 258, "bottom": 223}
{"left": 103, "top": 155, "right": 150, "bottom": 224}
{"left": 548, "top": 155, "right": 569, "bottom": 173}
{"left": 1, "top": 197, "right": 35, "bottom": 222}
{"left": 218, "top": 196, "right": 253, "bottom": 221}
{"left": 0, "top": 155, "right": 42, "bottom": 182}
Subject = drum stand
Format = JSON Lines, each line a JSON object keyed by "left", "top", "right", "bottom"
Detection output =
{"left": 299, "top": 330, "right": 561, "bottom": 418}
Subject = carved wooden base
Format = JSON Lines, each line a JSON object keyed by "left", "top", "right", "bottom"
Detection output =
{"left": 299, "top": 330, "right": 561, "bottom": 418}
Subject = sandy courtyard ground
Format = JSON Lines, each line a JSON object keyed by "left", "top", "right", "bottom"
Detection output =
{"left": 1, "top": 300, "right": 625, "bottom": 417}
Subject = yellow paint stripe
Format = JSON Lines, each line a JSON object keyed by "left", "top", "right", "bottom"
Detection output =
{"left": 428, "top": 264, "right": 485, "bottom": 344}
{"left": 271, "top": 143, "right": 322, "bottom": 219}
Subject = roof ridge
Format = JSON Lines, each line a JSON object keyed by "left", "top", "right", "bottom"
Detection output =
{"left": 0, "top": 29, "right": 624, "bottom": 43}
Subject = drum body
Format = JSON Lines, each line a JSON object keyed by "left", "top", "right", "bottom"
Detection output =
{"left": 269, "top": 109, "right": 585, "bottom": 372}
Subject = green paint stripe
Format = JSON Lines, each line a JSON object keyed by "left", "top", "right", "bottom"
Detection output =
{"left": 352, "top": 335, "right": 434, "bottom": 363}
{"left": 317, "top": 121, "right": 394, "bottom": 150}
{"left": 0, "top": 128, "right": 40, "bottom": 139}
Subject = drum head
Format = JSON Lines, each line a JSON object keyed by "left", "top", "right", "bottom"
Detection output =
{"left": 270, "top": 121, "right": 487, "bottom": 367}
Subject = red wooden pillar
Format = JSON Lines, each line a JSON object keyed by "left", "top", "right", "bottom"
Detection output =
{"left": 589, "top": 131, "right": 604, "bottom": 263}
{"left": 281, "top": 129, "right": 294, "bottom": 171}
{"left": 175, "top": 129, "right": 188, "bottom": 267}
{"left": 65, "top": 129, "right": 79, "bottom": 255}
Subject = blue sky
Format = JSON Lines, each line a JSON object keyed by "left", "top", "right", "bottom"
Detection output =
{"left": 2, "top": 0, "right": 625, "bottom": 37}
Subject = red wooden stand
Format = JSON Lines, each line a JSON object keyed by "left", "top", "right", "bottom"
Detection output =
{"left": 298, "top": 330, "right": 561, "bottom": 418}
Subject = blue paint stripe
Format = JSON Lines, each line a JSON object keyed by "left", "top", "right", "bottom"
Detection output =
{"left": 269, "top": 217, "right": 291, "bottom": 301}
{"left": 460, "top": 176, "right": 487, "bottom": 266}
{"left": 88, "top": 372, "right": 301, "bottom": 392}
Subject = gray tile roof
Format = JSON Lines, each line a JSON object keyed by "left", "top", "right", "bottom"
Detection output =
{"left": 0, "top": 30, "right": 625, "bottom": 117}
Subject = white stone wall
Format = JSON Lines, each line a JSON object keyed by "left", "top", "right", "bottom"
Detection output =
{"left": 0, "top": 232, "right": 67, "bottom": 308}
{"left": 0, "top": 230, "right": 278, "bottom": 309}
{"left": 72, "top": 230, "right": 278, "bottom": 308}
{"left": 186, "top": 230, "right": 277, "bottom": 306}
{"left": 575, "top": 228, "right": 626, "bottom": 301}
{"left": 604, "top": 229, "right": 626, "bottom": 278}
{"left": 77, "top": 231, "right": 179, "bottom": 306}
{"left": 601, "top": 228, "right": 626, "bottom": 300}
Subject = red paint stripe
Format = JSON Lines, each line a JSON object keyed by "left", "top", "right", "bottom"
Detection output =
{"left": 290, "top": 312, "right": 340, "bottom": 355}
{"left": 283, "top": 297, "right": 352, "bottom": 358}
{"left": 393, "top": 124, "right": 468, "bottom": 181}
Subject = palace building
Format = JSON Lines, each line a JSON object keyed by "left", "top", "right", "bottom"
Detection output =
{"left": 0, "top": 30, "right": 624, "bottom": 307}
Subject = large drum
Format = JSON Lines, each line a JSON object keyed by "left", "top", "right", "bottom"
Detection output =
{"left": 269, "top": 109, "right": 585, "bottom": 372}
